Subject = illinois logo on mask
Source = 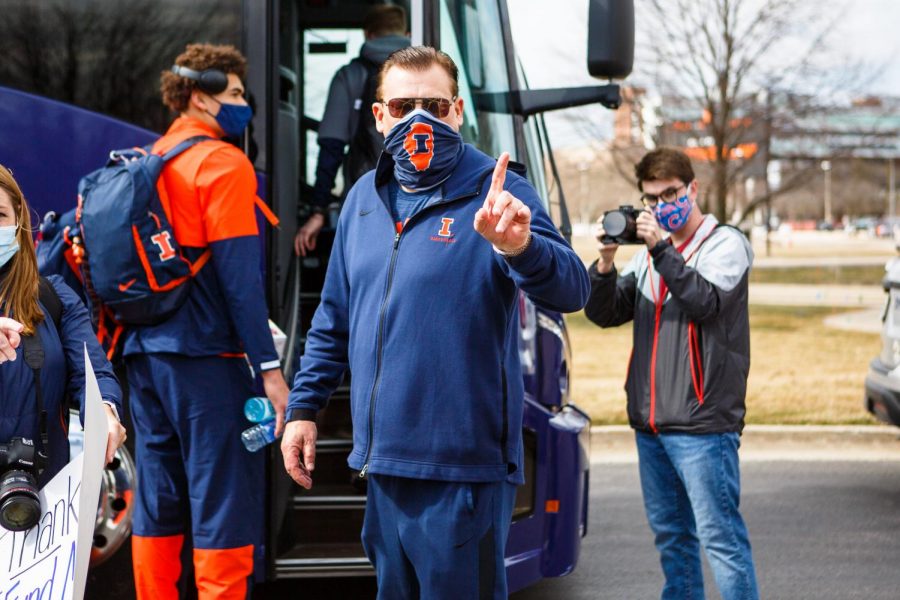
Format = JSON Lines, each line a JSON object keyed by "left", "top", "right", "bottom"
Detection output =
{"left": 384, "top": 109, "right": 463, "bottom": 191}
{"left": 403, "top": 122, "right": 435, "bottom": 171}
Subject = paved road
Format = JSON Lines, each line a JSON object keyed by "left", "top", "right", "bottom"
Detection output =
{"left": 511, "top": 461, "right": 900, "bottom": 600}
{"left": 249, "top": 458, "right": 900, "bottom": 600}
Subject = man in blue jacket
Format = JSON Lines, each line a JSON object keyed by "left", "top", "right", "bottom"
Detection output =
{"left": 281, "top": 46, "right": 590, "bottom": 599}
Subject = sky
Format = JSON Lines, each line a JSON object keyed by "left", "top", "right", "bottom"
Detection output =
{"left": 507, "top": 0, "right": 900, "bottom": 149}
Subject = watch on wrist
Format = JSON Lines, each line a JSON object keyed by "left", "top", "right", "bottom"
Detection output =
{"left": 501, "top": 232, "right": 532, "bottom": 258}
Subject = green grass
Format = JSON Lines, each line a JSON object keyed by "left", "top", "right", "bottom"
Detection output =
{"left": 750, "top": 265, "right": 886, "bottom": 286}
{"left": 568, "top": 305, "right": 883, "bottom": 426}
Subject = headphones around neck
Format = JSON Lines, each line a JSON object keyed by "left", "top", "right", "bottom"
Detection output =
{"left": 170, "top": 64, "right": 229, "bottom": 95}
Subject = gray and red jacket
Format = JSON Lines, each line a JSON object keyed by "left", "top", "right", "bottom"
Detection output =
{"left": 585, "top": 215, "right": 753, "bottom": 434}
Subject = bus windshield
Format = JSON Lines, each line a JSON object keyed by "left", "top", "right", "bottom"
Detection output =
{"left": 439, "top": 0, "right": 516, "bottom": 159}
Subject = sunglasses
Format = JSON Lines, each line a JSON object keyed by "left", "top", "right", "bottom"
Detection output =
{"left": 381, "top": 97, "right": 456, "bottom": 119}
{"left": 640, "top": 183, "right": 690, "bottom": 208}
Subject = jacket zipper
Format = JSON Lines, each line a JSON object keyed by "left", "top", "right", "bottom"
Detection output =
{"left": 688, "top": 322, "right": 705, "bottom": 405}
{"left": 500, "top": 365, "right": 508, "bottom": 468}
{"left": 359, "top": 230, "right": 402, "bottom": 479}
{"left": 358, "top": 194, "right": 477, "bottom": 478}
{"left": 646, "top": 223, "right": 717, "bottom": 433}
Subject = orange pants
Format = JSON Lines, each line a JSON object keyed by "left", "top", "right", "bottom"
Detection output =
{"left": 132, "top": 535, "right": 254, "bottom": 599}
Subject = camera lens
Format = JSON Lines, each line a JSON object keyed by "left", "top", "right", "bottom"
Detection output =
{"left": 0, "top": 470, "right": 41, "bottom": 531}
{"left": 604, "top": 210, "right": 636, "bottom": 240}
{"left": 603, "top": 211, "right": 629, "bottom": 239}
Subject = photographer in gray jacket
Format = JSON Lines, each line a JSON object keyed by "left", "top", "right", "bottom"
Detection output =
{"left": 586, "top": 147, "right": 759, "bottom": 600}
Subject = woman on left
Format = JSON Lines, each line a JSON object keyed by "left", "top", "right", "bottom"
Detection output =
{"left": 0, "top": 163, "right": 126, "bottom": 531}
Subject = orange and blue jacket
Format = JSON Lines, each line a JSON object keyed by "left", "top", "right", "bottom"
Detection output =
{"left": 122, "top": 117, "right": 280, "bottom": 373}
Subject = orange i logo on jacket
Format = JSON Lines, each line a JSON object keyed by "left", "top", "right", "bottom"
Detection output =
{"left": 403, "top": 122, "right": 435, "bottom": 171}
{"left": 151, "top": 231, "right": 177, "bottom": 261}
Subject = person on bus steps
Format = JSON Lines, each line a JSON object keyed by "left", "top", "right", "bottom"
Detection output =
{"left": 0, "top": 164, "right": 126, "bottom": 486}
{"left": 127, "top": 44, "right": 289, "bottom": 599}
{"left": 281, "top": 46, "right": 591, "bottom": 599}
{"left": 585, "top": 148, "right": 759, "bottom": 600}
{"left": 293, "top": 4, "right": 410, "bottom": 257}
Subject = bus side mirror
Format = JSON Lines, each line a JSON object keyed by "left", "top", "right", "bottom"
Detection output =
{"left": 587, "top": 0, "right": 634, "bottom": 80}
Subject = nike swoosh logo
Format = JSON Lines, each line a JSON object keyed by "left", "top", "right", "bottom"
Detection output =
{"left": 359, "top": 208, "right": 374, "bottom": 216}
{"left": 118, "top": 279, "right": 137, "bottom": 292}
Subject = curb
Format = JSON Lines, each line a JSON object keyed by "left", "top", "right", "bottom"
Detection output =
{"left": 589, "top": 425, "right": 900, "bottom": 463}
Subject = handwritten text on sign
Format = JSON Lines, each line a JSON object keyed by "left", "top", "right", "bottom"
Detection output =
{"left": 0, "top": 453, "right": 84, "bottom": 599}
{"left": 1, "top": 347, "right": 108, "bottom": 600}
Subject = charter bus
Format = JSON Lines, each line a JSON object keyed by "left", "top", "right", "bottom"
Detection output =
{"left": 0, "top": 0, "right": 633, "bottom": 596}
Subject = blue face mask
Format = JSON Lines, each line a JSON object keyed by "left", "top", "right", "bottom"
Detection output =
{"left": 654, "top": 191, "right": 694, "bottom": 233}
{"left": 0, "top": 225, "right": 19, "bottom": 269}
{"left": 209, "top": 98, "right": 253, "bottom": 138}
{"left": 383, "top": 108, "right": 464, "bottom": 191}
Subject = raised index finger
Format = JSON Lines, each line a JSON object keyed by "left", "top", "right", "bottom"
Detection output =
{"left": 490, "top": 152, "right": 510, "bottom": 197}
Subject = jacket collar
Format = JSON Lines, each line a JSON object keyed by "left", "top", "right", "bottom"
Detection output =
{"left": 677, "top": 214, "right": 719, "bottom": 259}
{"left": 167, "top": 116, "right": 221, "bottom": 139}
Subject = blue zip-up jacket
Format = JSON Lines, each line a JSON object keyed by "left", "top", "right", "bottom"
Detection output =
{"left": 287, "top": 144, "right": 590, "bottom": 483}
{"left": 0, "top": 273, "right": 122, "bottom": 485}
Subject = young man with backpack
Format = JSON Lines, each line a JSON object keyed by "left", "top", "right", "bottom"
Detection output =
{"left": 126, "top": 43, "right": 289, "bottom": 599}
{"left": 293, "top": 4, "right": 410, "bottom": 256}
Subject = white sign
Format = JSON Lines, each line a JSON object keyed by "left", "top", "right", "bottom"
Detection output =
{"left": 0, "top": 347, "right": 109, "bottom": 600}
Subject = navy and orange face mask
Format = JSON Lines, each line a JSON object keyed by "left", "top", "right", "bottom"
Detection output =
{"left": 383, "top": 109, "right": 464, "bottom": 191}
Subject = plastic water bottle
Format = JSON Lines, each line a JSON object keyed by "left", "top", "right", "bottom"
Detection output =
{"left": 241, "top": 419, "right": 276, "bottom": 452}
{"left": 244, "top": 396, "right": 275, "bottom": 423}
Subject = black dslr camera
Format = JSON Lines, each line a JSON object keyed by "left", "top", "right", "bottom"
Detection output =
{"left": 0, "top": 437, "right": 46, "bottom": 531}
{"left": 601, "top": 205, "right": 643, "bottom": 245}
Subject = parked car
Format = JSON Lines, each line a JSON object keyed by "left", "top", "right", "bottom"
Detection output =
{"left": 848, "top": 216, "right": 879, "bottom": 236}
{"left": 864, "top": 257, "right": 900, "bottom": 427}
{"left": 876, "top": 216, "right": 900, "bottom": 239}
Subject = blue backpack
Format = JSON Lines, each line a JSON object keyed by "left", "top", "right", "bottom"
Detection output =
{"left": 38, "top": 135, "right": 213, "bottom": 345}
{"left": 36, "top": 208, "right": 85, "bottom": 300}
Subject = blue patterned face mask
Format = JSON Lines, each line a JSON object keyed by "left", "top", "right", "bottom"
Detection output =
{"left": 0, "top": 225, "right": 19, "bottom": 269}
{"left": 383, "top": 109, "right": 464, "bottom": 191}
{"left": 654, "top": 190, "right": 694, "bottom": 233}
{"left": 208, "top": 98, "right": 253, "bottom": 137}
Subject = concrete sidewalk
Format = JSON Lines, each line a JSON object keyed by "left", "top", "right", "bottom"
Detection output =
{"left": 753, "top": 255, "right": 891, "bottom": 268}
{"left": 750, "top": 283, "right": 885, "bottom": 308}
{"left": 590, "top": 425, "right": 900, "bottom": 463}
{"left": 749, "top": 282, "right": 886, "bottom": 332}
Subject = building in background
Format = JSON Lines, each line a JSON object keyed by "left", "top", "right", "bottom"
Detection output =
{"left": 561, "top": 88, "right": 900, "bottom": 230}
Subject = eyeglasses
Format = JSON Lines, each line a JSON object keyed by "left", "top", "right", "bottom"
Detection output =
{"left": 381, "top": 97, "right": 456, "bottom": 119}
{"left": 640, "top": 183, "right": 690, "bottom": 208}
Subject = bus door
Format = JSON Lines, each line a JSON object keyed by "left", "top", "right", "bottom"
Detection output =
{"left": 267, "top": 0, "right": 414, "bottom": 580}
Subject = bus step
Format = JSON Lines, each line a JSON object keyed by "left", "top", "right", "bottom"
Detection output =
{"left": 288, "top": 501, "right": 366, "bottom": 546}
{"left": 292, "top": 495, "right": 366, "bottom": 510}
{"left": 274, "top": 546, "right": 372, "bottom": 578}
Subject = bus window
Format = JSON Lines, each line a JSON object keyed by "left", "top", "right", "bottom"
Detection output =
{"left": 439, "top": 0, "right": 516, "bottom": 158}
{"left": 0, "top": 0, "right": 242, "bottom": 134}
{"left": 301, "top": 28, "right": 366, "bottom": 194}
{"left": 522, "top": 115, "right": 552, "bottom": 210}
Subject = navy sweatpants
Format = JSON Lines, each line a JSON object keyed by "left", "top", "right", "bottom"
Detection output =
{"left": 127, "top": 353, "right": 265, "bottom": 599}
{"left": 361, "top": 474, "right": 518, "bottom": 600}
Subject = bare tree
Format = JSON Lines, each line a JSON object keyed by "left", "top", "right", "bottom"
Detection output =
{"left": 635, "top": 0, "right": 881, "bottom": 226}
{"left": 0, "top": 0, "right": 231, "bottom": 133}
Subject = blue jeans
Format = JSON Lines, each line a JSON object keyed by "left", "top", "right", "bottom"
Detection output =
{"left": 636, "top": 431, "right": 759, "bottom": 600}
